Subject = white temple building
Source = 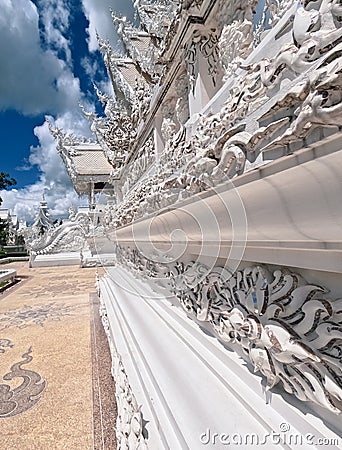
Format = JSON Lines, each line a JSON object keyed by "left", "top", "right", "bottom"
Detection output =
{"left": 0, "top": 208, "right": 20, "bottom": 245}
{"left": 28, "top": 0, "right": 342, "bottom": 448}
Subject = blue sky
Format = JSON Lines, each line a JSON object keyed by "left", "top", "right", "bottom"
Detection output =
{"left": 0, "top": 0, "right": 134, "bottom": 222}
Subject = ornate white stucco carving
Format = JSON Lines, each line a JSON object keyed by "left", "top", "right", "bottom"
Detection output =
{"left": 216, "top": 0, "right": 258, "bottom": 29}
{"left": 134, "top": 0, "right": 179, "bottom": 41}
{"left": 181, "top": 0, "right": 204, "bottom": 9}
{"left": 120, "top": 136, "right": 155, "bottom": 197}
{"left": 219, "top": 20, "right": 254, "bottom": 81}
{"left": 160, "top": 97, "right": 178, "bottom": 141}
{"left": 132, "top": 80, "right": 153, "bottom": 125}
{"left": 266, "top": 0, "right": 296, "bottom": 27}
{"left": 175, "top": 71, "right": 190, "bottom": 124}
{"left": 114, "top": 245, "right": 342, "bottom": 415}
{"left": 111, "top": 11, "right": 161, "bottom": 83}
{"left": 85, "top": 86, "right": 136, "bottom": 175}
{"left": 185, "top": 29, "right": 221, "bottom": 91}
{"left": 23, "top": 203, "right": 91, "bottom": 256}
{"left": 96, "top": 0, "right": 342, "bottom": 228}
{"left": 218, "top": 0, "right": 258, "bottom": 80}
{"left": 97, "top": 35, "right": 137, "bottom": 108}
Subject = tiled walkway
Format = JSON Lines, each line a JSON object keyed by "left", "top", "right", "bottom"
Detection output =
{"left": 0, "top": 262, "right": 116, "bottom": 450}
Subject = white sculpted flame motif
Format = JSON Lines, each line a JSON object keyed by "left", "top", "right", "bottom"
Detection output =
{"left": 169, "top": 263, "right": 342, "bottom": 414}
{"left": 116, "top": 246, "right": 342, "bottom": 415}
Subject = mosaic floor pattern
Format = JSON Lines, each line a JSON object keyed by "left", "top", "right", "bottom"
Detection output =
{"left": 0, "top": 262, "right": 117, "bottom": 449}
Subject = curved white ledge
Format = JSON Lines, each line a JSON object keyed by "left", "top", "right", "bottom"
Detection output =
{"left": 112, "top": 145, "right": 342, "bottom": 274}
{"left": 100, "top": 268, "right": 341, "bottom": 449}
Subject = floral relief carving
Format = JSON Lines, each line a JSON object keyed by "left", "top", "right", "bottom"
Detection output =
{"left": 115, "top": 245, "right": 342, "bottom": 415}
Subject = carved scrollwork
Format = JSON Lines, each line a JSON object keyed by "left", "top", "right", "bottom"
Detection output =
{"left": 115, "top": 246, "right": 342, "bottom": 415}
{"left": 185, "top": 29, "right": 220, "bottom": 92}
{"left": 219, "top": 19, "right": 255, "bottom": 81}
{"left": 120, "top": 136, "right": 155, "bottom": 197}
{"left": 23, "top": 202, "right": 91, "bottom": 256}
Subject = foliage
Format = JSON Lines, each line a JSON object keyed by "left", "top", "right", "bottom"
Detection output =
{"left": 0, "top": 172, "right": 16, "bottom": 247}
{"left": 0, "top": 172, "right": 16, "bottom": 206}
{"left": 0, "top": 226, "right": 7, "bottom": 246}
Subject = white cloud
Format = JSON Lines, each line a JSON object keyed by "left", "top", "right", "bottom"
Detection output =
{"left": 81, "top": 0, "right": 135, "bottom": 52}
{"left": 38, "top": 0, "right": 72, "bottom": 63}
{"left": 0, "top": 0, "right": 79, "bottom": 116}
{"left": 81, "top": 55, "right": 100, "bottom": 79}
{"left": 1, "top": 182, "right": 88, "bottom": 224}
{"left": 0, "top": 0, "right": 95, "bottom": 223}
{"left": 0, "top": 0, "right": 135, "bottom": 224}
{"left": 1, "top": 113, "right": 91, "bottom": 223}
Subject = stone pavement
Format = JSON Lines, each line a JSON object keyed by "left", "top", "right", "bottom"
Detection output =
{"left": 0, "top": 262, "right": 117, "bottom": 450}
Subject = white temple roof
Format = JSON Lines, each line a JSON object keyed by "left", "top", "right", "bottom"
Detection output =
{"left": 69, "top": 145, "right": 112, "bottom": 176}
{"left": 73, "top": 151, "right": 112, "bottom": 175}
{"left": 115, "top": 59, "right": 146, "bottom": 89}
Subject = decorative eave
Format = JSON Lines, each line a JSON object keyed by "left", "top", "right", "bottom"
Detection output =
{"left": 111, "top": 11, "right": 159, "bottom": 83}
{"left": 128, "top": 0, "right": 219, "bottom": 150}
{"left": 48, "top": 121, "right": 113, "bottom": 196}
{"left": 112, "top": 57, "right": 148, "bottom": 92}
{"left": 134, "top": 0, "right": 180, "bottom": 40}
{"left": 60, "top": 143, "right": 113, "bottom": 196}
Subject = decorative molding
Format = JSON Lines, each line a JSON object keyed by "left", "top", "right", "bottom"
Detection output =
{"left": 114, "top": 245, "right": 342, "bottom": 415}
{"left": 99, "top": 297, "right": 148, "bottom": 449}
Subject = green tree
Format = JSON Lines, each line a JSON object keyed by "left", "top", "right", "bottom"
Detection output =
{"left": 0, "top": 172, "right": 16, "bottom": 248}
{"left": 0, "top": 172, "right": 16, "bottom": 205}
